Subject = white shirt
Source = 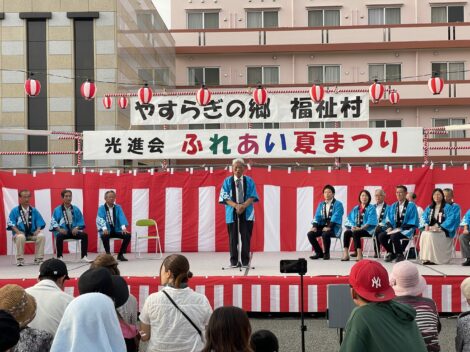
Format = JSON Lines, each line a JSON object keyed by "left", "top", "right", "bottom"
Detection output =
{"left": 102, "top": 203, "right": 127, "bottom": 232}
{"left": 325, "top": 199, "right": 333, "bottom": 215}
{"left": 140, "top": 287, "right": 212, "bottom": 352}
{"left": 234, "top": 175, "right": 244, "bottom": 204}
{"left": 398, "top": 201, "right": 406, "bottom": 217}
{"left": 376, "top": 202, "right": 384, "bottom": 220}
{"left": 25, "top": 279, "right": 74, "bottom": 335}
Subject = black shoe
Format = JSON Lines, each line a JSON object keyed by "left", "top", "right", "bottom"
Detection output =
{"left": 350, "top": 252, "right": 358, "bottom": 258}
{"left": 309, "top": 253, "right": 323, "bottom": 260}
{"left": 395, "top": 254, "right": 405, "bottom": 263}
{"left": 384, "top": 253, "right": 396, "bottom": 262}
{"left": 117, "top": 254, "right": 128, "bottom": 262}
{"left": 323, "top": 253, "right": 330, "bottom": 260}
{"left": 462, "top": 259, "right": 470, "bottom": 266}
{"left": 341, "top": 257, "right": 350, "bottom": 262}
{"left": 373, "top": 254, "right": 379, "bottom": 259}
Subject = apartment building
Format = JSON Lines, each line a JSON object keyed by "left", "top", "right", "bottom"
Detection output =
{"left": 168, "top": 0, "right": 470, "bottom": 163}
{"left": 0, "top": 0, "right": 175, "bottom": 168}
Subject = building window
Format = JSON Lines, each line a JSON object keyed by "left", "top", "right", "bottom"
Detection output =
{"left": 308, "top": 9, "right": 340, "bottom": 26}
{"left": 431, "top": 6, "right": 464, "bottom": 23}
{"left": 369, "top": 120, "right": 402, "bottom": 128}
{"left": 368, "top": 7, "right": 401, "bottom": 25}
{"left": 433, "top": 118, "right": 466, "bottom": 138}
{"left": 250, "top": 122, "right": 280, "bottom": 129}
{"left": 431, "top": 62, "right": 464, "bottom": 80}
{"left": 187, "top": 11, "right": 219, "bottom": 29}
{"left": 188, "top": 67, "right": 220, "bottom": 86}
{"left": 247, "top": 66, "right": 279, "bottom": 85}
{"left": 309, "top": 122, "right": 341, "bottom": 128}
{"left": 138, "top": 68, "right": 170, "bottom": 86}
{"left": 246, "top": 10, "right": 278, "bottom": 28}
{"left": 369, "top": 64, "right": 401, "bottom": 82}
{"left": 308, "top": 65, "right": 340, "bottom": 84}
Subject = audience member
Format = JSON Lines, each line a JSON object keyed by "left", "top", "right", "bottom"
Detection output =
{"left": 0, "top": 284, "right": 53, "bottom": 352}
{"left": 0, "top": 310, "right": 20, "bottom": 352}
{"left": 390, "top": 261, "right": 441, "bottom": 351}
{"left": 202, "top": 306, "right": 252, "bottom": 352}
{"left": 250, "top": 329, "right": 279, "bottom": 352}
{"left": 456, "top": 277, "right": 470, "bottom": 352}
{"left": 25, "top": 258, "right": 73, "bottom": 335}
{"left": 139, "top": 254, "right": 212, "bottom": 352}
{"left": 51, "top": 292, "right": 126, "bottom": 352}
{"left": 91, "top": 253, "right": 138, "bottom": 327}
{"left": 340, "top": 260, "right": 427, "bottom": 352}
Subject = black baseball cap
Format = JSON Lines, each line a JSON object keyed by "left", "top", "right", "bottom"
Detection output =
{"left": 39, "top": 258, "right": 69, "bottom": 280}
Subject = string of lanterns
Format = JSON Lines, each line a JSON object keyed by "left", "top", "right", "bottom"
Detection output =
{"left": 23, "top": 75, "right": 447, "bottom": 108}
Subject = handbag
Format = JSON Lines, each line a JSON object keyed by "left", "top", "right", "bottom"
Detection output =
{"left": 162, "top": 290, "right": 202, "bottom": 337}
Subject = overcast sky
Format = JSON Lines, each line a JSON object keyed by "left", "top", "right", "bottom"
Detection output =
{"left": 152, "top": 0, "right": 171, "bottom": 29}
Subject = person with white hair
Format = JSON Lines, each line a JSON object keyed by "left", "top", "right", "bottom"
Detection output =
{"left": 218, "top": 159, "right": 259, "bottom": 268}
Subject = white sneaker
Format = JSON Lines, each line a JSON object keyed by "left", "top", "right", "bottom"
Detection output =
{"left": 16, "top": 260, "right": 24, "bottom": 267}
{"left": 57, "top": 256, "right": 63, "bottom": 260}
{"left": 81, "top": 256, "right": 93, "bottom": 263}
{"left": 34, "top": 258, "right": 43, "bottom": 265}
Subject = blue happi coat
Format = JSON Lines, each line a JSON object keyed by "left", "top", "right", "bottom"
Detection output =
{"left": 312, "top": 199, "right": 344, "bottom": 236}
{"left": 385, "top": 200, "right": 419, "bottom": 238}
{"left": 7, "top": 206, "right": 46, "bottom": 235}
{"left": 96, "top": 204, "right": 129, "bottom": 236}
{"left": 50, "top": 205, "right": 86, "bottom": 237}
{"left": 461, "top": 209, "right": 470, "bottom": 227}
{"left": 344, "top": 204, "right": 378, "bottom": 235}
{"left": 421, "top": 203, "right": 459, "bottom": 238}
{"left": 219, "top": 175, "right": 259, "bottom": 224}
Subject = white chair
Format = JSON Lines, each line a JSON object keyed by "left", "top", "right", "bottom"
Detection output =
{"left": 10, "top": 236, "right": 38, "bottom": 265}
{"left": 134, "top": 219, "right": 162, "bottom": 259}
{"left": 53, "top": 236, "right": 80, "bottom": 262}
{"left": 98, "top": 236, "right": 123, "bottom": 254}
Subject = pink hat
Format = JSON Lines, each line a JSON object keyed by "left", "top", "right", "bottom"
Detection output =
{"left": 389, "top": 261, "right": 427, "bottom": 297}
{"left": 349, "top": 260, "right": 395, "bottom": 302}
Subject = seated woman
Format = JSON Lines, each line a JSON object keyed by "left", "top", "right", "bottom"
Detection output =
{"left": 139, "top": 254, "right": 213, "bottom": 352}
{"left": 420, "top": 188, "right": 459, "bottom": 265}
{"left": 342, "top": 190, "right": 378, "bottom": 261}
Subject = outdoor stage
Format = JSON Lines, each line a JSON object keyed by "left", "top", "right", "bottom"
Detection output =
{"left": 0, "top": 250, "right": 467, "bottom": 314}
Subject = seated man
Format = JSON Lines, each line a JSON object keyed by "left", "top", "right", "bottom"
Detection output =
{"left": 340, "top": 260, "right": 426, "bottom": 352}
{"left": 7, "top": 189, "right": 46, "bottom": 266}
{"left": 96, "top": 190, "right": 130, "bottom": 261}
{"left": 307, "top": 185, "right": 344, "bottom": 260}
{"left": 50, "top": 189, "right": 91, "bottom": 262}
{"left": 378, "top": 185, "right": 419, "bottom": 263}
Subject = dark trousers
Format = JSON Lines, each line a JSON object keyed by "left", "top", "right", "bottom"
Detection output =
{"left": 307, "top": 226, "right": 336, "bottom": 255}
{"left": 56, "top": 232, "right": 88, "bottom": 258}
{"left": 227, "top": 216, "right": 253, "bottom": 266}
{"left": 343, "top": 229, "right": 371, "bottom": 250}
{"left": 101, "top": 232, "right": 131, "bottom": 255}
{"left": 378, "top": 230, "right": 408, "bottom": 255}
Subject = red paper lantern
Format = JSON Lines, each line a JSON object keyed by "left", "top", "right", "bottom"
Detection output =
{"left": 118, "top": 96, "right": 129, "bottom": 109}
{"left": 24, "top": 78, "right": 41, "bottom": 97}
{"left": 102, "top": 96, "right": 112, "bottom": 109}
{"left": 309, "top": 84, "right": 325, "bottom": 103}
{"left": 369, "top": 81, "right": 384, "bottom": 103}
{"left": 196, "top": 86, "right": 211, "bottom": 106}
{"left": 252, "top": 86, "right": 268, "bottom": 105}
{"left": 138, "top": 84, "right": 153, "bottom": 104}
{"left": 389, "top": 90, "right": 400, "bottom": 105}
{"left": 428, "top": 76, "right": 444, "bottom": 95}
{"left": 80, "top": 80, "right": 97, "bottom": 100}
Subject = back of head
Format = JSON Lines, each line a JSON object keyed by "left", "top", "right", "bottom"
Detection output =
{"left": 0, "top": 310, "right": 20, "bottom": 351}
{"left": 0, "top": 284, "right": 37, "bottom": 328}
{"left": 250, "top": 330, "right": 279, "bottom": 352}
{"left": 90, "top": 253, "right": 120, "bottom": 275}
{"left": 51, "top": 293, "right": 125, "bottom": 352}
{"left": 203, "top": 306, "right": 252, "bottom": 352}
{"left": 461, "top": 277, "right": 470, "bottom": 300}
{"left": 161, "top": 254, "right": 193, "bottom": 288}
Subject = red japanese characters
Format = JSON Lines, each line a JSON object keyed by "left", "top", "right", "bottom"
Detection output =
{"left": 253, "top": 86, "right": 268, "bottom": 105}
{"left": 196, "top": 86, "right": 212, "bottom": 106}
{"left": 309, "top": 84, "right": 325, "bottom": 103}
{"left": 118, "top": 96, "right": 129, "bottom": 109}
{"left": 24, "top": 78, "right": 41, "bottom": 97}
{"left": 80, "top": 80, "right": 97, "bottom": 100}
{"left": 428, "top": 76, "right": 444, "bottom": 95}
{"left": 102, "top": 96, "right": 112, "bottom": 109}
{"left": 138, "top": 84, "right": 153, "bottom": 104}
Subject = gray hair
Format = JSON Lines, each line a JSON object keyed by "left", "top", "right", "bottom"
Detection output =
{"left": 232, "top": 158, "right": 245, "bottom": 166}
{"left": 374, "top": 189, "right": 385, "bottom": 196}
{"left": 443, "top": 188, "right": 454, "bottom": 196}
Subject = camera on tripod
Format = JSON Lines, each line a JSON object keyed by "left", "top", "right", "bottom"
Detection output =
{"left": 280, "top": 258, "right": 307, "bottom": 275}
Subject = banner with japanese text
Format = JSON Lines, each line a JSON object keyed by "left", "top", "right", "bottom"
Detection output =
{"left": 83, "top": 128, "right": 423, "bottom": 160}
{"left": 130, "top": 93, "right": 370, "bottom": 126}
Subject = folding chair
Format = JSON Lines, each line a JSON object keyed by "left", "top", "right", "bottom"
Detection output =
{"left": 10, "top": 237, "right": 37, "bottom": 265}
{"left": 98, "top": 236, "right": 123, "bottom": 254}
{"left": 452, "top": 227, "right": 462, "bottom": 259}
{"left": 53, "top": 236, "right": 80, "bottom": 262}
{"left": 403, "top": 230, "right": 420, "bottom": 262}
{"left": 134, "top": 219, "right": 162, "bottom": 259}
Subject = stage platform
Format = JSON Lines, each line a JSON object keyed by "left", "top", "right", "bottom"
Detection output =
{"left": 0, "top": 251, "right": 467, "bottom": 314}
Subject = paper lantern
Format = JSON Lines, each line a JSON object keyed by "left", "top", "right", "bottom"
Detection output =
{"left": 309, "top": 84, "right": 324, "bottom": 103}
{"left": 428, "top": 76, "right": 444, "bottom": 95}
{"left": 102, "top": 96, "right": 112, "bottom": 109}
{"left": 138, "top": 84, "right": 153, "bottom": 104}
{"left": 80, "top": 80, "right": 97, "bottom": 100}
{"left": 389, "top": 91, "right": 400, "bottom": 105}
{"left": 196, "top": 86, "right": 211, "bottom": 106}
{"left": 118, "top": 96, "right": 129, "bottom": 109}
{"left": 369, "top": 81, "right": 384, "bottom": 103}
{"left": 252, "top": 86, "right": 268, "bottom": 105}
{"left": 24, "top": 78, "right": 41, "bottom": 97}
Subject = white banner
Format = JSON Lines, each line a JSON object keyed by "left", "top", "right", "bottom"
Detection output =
{"left": 130, "top": 93, "right": 370, "bottom": 125}
{"left": 83, "top": 128, "right": 423, "bottom": 160}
